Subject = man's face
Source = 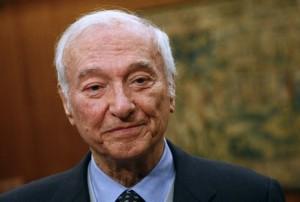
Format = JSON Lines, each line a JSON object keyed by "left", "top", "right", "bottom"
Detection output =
{"left": 61, "top": 25, "right": 175, "bottom": 162}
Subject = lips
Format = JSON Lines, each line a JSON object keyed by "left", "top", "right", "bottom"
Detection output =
{"left": 103, "top": 122, "right": 145, "bottom": 135}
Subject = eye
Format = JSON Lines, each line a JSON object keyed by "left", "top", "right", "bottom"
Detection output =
{"left": 83, "top": 83, "right": 105, "bottom": 97}
{"left": 134, "top": 77, "right": 148, "bottom": 84}
{"left": 89, "top": 85, "right": 101, "bottom": 91}
{"left": 130, "top": 75, "right": 154, "bottom": 89}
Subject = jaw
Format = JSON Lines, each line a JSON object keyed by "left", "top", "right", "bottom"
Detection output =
{"left": 92, "top": 128, "right": 163, "bottom": 161}
{"left": 89, "top": 136, "right": 165, "bottom": 186}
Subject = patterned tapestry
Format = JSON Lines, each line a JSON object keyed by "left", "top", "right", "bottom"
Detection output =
{"left": 145, "top": 0, "right": 300, "bottom": 188}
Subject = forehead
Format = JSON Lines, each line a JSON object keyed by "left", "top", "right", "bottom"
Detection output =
{"left": 63, "top": 24, "right": 163, "bottom": 78}
{"left": 66, "top": 23, "right": 155, "bottom": 56}
{"left": 64, "top": 24, "right": 165, "bottom": 82}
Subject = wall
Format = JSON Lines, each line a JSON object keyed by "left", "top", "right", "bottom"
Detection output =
{"left": 0, "top": 0, "right": 298, "bottom": 201}
{"left": 0, "top": 0, "right": 198, "bottom": 189}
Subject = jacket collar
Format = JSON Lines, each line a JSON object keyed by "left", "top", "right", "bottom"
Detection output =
{"left": 50, "top": 153, "right": 91, "bottom": 202}
{"left": 167, "top": 140, "right": 217, "bottom": 202}
{"left": 50, "top": 140, "right": 216, "bottom": 202}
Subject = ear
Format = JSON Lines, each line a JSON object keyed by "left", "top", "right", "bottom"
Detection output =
{"left": 58, "top": 84, "right": 75, "bottom": 125}
{"left": 170, "top": 96, "right": 175, "bottom": 113}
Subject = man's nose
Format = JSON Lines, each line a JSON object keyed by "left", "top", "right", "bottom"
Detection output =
{"left": 109, "top": 87, "right": 135, "bottom": 120}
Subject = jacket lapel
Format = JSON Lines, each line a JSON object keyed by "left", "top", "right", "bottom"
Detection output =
{"left": 48, "top": 142, "right": 217, "bottom": 202}
{"left": 50, "top": 153, "right": 91, "bottom": 202}
{"left": 168, "top": 141, "right": 217, "bottom": 202}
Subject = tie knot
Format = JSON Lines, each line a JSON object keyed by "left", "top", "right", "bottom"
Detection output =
{"left": 115, "top": 189, "right": 145, "bottom": 202}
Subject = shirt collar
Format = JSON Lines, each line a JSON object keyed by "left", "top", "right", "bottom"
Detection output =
{"left": 88, "top": 139, "right": 175, "bottom": 202}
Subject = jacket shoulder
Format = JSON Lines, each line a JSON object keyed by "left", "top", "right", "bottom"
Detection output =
{"left": 0, "top": 154, "right": 90, "bottom": 202}
{"left": 0, "top": 170, "right": 72, "bottom": 201}
{"left": 190, "top": 155, "right": 284, "bottom": 201}
{"left": 168, "top": 141, "right": 285, "bottom": 201}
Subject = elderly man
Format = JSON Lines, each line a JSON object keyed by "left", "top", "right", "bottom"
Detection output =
{"left": 0, "top": 10, "right": 284, "bottom": 202}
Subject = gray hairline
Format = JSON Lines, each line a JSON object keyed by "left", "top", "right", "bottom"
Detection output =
{"left": 54, "top": 10, "right": 176, "bottom": 101}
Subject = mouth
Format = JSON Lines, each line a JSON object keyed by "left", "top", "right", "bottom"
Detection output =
{"left": 103, "top": 122, "right": 145, "bottom": 137}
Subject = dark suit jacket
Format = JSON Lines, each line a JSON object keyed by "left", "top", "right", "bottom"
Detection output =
{"left": 0, "top": 141, "right": 285, "bottom": 202}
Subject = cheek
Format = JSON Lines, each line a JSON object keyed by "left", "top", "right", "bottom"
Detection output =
{"left": 70, "top": 98, "right": 108, "bottom": 146}
{"left": 137, "top": 88, "right": 171, "bottom": 129}
{"left": 151, "top": 88, "right": 171, "bottom": 116}
{"left": 71, "top": 96, "right": 106, "bottom": 128}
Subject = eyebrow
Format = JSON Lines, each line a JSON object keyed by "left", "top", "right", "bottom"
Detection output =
{"left": 127, "top": 60, "right": 153, "bottom": 72}
{"left": 78, "top": 67, "right": 105, "bottom": 80}
{"left": 77, "top": 60, "right": 154, "bottom": 80}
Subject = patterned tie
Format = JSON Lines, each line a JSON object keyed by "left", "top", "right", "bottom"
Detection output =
{"left": 115, "top": 190, "right": 145, "bottom": 202}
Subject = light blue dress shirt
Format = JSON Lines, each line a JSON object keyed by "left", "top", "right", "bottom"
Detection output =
{"left": 88, "top": 140, "right": 175, "bottom": 202}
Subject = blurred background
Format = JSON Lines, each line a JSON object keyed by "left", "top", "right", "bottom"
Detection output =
{"left": 0, "top": 0, "right": 299, "bottom": 201}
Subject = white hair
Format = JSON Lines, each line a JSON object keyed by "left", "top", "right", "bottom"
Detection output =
{"left": 54, "top": 10, "right": 176, "bottom": 98}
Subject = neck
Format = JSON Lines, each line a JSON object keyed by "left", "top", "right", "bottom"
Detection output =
{"left": 91, "top": 141, "right": 164, "bottom": 187}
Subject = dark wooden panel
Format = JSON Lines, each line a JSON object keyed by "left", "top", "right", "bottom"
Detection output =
{"left": 10, "top": 2, "right": 89, "bottom": 180}
{"left": 0, "top": 0, "right": 199, "bottom": 187}
{"left": 0, "top": 5, "right": 35, "bottom": 182}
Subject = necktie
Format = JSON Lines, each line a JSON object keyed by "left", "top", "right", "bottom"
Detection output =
{"left": 115, "top": 190, "right": 145, "bottom": 202}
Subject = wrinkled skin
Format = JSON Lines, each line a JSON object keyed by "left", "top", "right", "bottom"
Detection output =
{"left": 59, "top": 24, "right": 175, "bottom": 186}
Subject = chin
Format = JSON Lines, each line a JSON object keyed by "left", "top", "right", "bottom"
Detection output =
{"left": 107, "top": 143, "right": 148, "bottom": 161}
